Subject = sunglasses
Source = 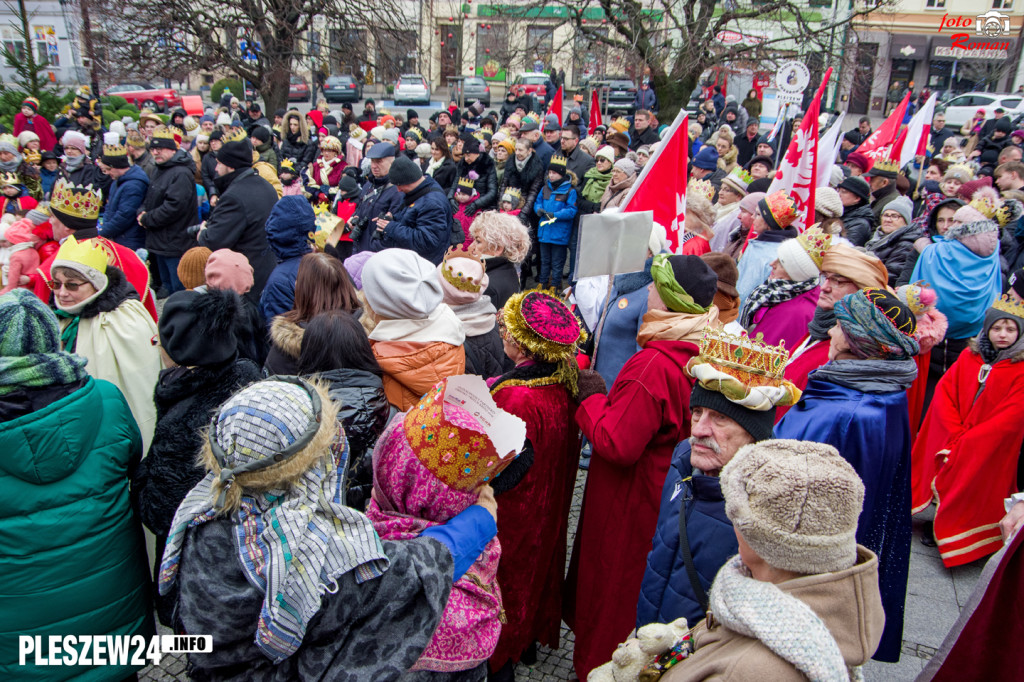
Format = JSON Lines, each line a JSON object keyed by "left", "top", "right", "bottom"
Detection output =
{"left": 47, "top": 279, "right": 88, "bottom": 292}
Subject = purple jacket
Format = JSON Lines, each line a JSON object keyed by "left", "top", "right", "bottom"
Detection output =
{"left": 748, "top": 287, "right": 819, "bottom": 351}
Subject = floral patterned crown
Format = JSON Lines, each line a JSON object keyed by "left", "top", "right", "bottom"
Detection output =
{"left": 796, "top": 227, "right": 832, "bottom": 269}
{"left": 685, "top": 327, "right": 801, "bottom": 408}
{"left": 307, "top": 203, "right": 341, "bottom": 251}
{"left": 441, "top": 245, "right": 485, "bottom": 293}
{"left": 50, "top": 177, "right": 102, "bottom": 220}
{"left": 762, "top": 189, "right": 799, "bottom": 228}
{"left": 992, "top": 293, "right": 1024, "bottom": 320}
{"left": 688, "top": 178, "right": 715, "bottom": 202}
{"left": 500, "top": 288, "right": 587, "bottom": 395}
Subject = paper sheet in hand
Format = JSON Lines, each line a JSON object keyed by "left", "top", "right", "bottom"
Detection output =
{"left": 574, "top": 210, "right": 653, "bottom": 279}
{"left": 442, "top": 375, "right": 527, "bottom": 458}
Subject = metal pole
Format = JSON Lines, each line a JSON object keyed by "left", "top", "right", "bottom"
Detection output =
{"left": 310, "top": 26, "right": 317, "bottom": 109}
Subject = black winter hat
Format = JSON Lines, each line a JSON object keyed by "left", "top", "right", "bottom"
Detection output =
{"left": 690, "top": 385, "right": 776, "bottom": 442}
{"left": 217, "top": 132, "right": 254, "bottom": 169}
{"left": 461, "top": 135, "right": 481, "bottom": 155}
{"left": 995, "top": 116, "right": 1013, "bottom": 135}
{"left": 251, "top": 126, "right": 270, "bottom": 143}
{"left": 338, "top": 174, "right": 361, "bottom": 199}
{"left": 1009, "top": 268, "right": 1024, "bottom": 300}
{"left": 209, "top": 130, "right": 224, "bottom": 142}
{"left": 341, "top": 103, "right": 353, "bottom": 112}
{"left": 746, "top": 177, "right": 772, "bottom": 194}
{"left": 274, "top": 108, "right": 286, "bottom": 118}
{"left": 389, "top": 155, "right": 423, "bottom": 185}
{"left": 665, "top": 254, "right": 718, "bottom": 308}
{"left": 407, "top": 109, "right": 419, "bottom": 120}
{"left": 159, "top": 288, "right": 240, "bottom": 367}
{"left": 838, "top": 175, "right": 871, "bottom": 203}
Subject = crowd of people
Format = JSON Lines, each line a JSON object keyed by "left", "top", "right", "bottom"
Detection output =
{"left": 1, "top": 81, "right": 1023, "bottom": 682}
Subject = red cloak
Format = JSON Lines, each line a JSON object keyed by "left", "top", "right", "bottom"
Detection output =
{"left": 30, "top": 236, "right": 158, "bottom": 323}
{"left": 566, "top": 339, "right": 698, "bottom": 679}
{"left": 906, "top": 352, "right": 931, "bottom": 444}
{"left": 912, "top": 345, "right": 1024, "bottom": 567}
{"left": 775, "top": 336, "right": 830, "bottom": 422}
{"left": 13, "top": 112, "right": 58, "bottom": 151}
{"left": 488, "top": 380, "right": 580, "bottom": 670}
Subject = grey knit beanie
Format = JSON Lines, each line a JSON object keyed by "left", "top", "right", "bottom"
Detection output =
{"left": 721, "top": 439, "right": 865, "bottom": 575}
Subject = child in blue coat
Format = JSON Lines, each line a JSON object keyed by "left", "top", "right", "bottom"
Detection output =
{"left": 533, "top": 154, "right": 578, "bottom": 290}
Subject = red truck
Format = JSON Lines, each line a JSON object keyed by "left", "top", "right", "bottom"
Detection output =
{"left": 103, "top": 83, "right": 182, "bottom": 112}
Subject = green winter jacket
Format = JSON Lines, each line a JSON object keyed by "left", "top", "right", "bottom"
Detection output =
{"left": 0, "top": 378, "right": 154, "bottom": 681}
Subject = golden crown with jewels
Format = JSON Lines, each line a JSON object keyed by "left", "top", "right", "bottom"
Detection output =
{"left": 440, "top": 245, "right": 485, "bottom": 293}
{"left": 796, "top": 227, "right": 833, "bottom": 269}
{"left": 688, "top": 178, "right": 715, "bottom": 202}
{"left": 50, "top": 177, "right": 102, "bottom": 220}
{"left": 694, "top": 327, "right": 789, "bottom": 385}
{"left": 151, "top": 125, "right": 181, "bottom": 147}
{"left": 992, "top": 293, "right": 1024, "bottom": 319}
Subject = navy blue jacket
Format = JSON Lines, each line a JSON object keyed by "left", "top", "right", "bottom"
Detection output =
{"left": 260, "top": 196, "right": 315, "bottom": 323}
{"left": 636, "top": 441, "right": 737, "bottom": 628}
{"left": 633, "top": 87, "right": 659, "bottom": 114}
{"left": 352, "top": 177, "right": 404, "bottom": 254}
{"left": 532, "top": 138, "right": 555, "bottom": 171}
{"left": 379, "top": 177, "right": 453, "bottom": 265}
{"left": 99, "top": 165, "right": 149, "bottom": 251}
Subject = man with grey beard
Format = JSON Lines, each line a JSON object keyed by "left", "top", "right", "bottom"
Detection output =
{"left": 635, "top": 331, "right": 801, "bottom": 627}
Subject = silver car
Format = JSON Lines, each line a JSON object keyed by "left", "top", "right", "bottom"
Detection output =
{"left": 394, "top": 74, "right": 431, "bottom": 105}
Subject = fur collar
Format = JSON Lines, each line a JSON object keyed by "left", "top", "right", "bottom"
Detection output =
{"left": 269, "top": 317, "right": 305, "bottom": 360}
{"left": 76, "top": 267, "right": 138, "bottom": 319}
{"left": 967, "top": 337, "right": 1024, "bottom": 363}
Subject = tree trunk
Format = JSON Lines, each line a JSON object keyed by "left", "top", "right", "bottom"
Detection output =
{"left": 652, "top": 69, "right": 700, "bottom": 122}
{"left": 260, "top": 62, "right": 292, "bottom": 116}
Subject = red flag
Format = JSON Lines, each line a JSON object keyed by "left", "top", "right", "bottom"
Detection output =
{"left": 546, "top": 86, "right": 563, "bottom": 125}
{"left": 888, "top": 126, "right": 908, "bottom": 162}
{"left": 589, "top": 88, "right": 602, "bottom": 134}
{"left": 853, "top": 93, "right": 910, "bottom": 169}
{"left": 619, "top": 111, "right": 689, "bottom": 252}
{"left": 767, "top": 67, "right": 832, "bottom": 232}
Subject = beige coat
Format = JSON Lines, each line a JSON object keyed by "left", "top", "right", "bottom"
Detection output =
{"left": 663, "top": 547, "right": 885, "bottom": 682}
{"left": 600, "top": 175, "right": 636, "bottom": 211}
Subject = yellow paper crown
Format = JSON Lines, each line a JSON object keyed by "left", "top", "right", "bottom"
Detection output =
{"left": 102, "top": 143, "right": 128, "bottom": 158}
{"left": 151, "top": 125, "right": 181, "bottom": 147}
{"left": 50, "top": 177, "right": 102, "bottom": 220}
{"left": 501, "top": 187, "right": 522, "bottom": 202}
{"left": 222, "top": 127, "right": 248, "bottom": 144}
{"left": 457, "top": 176, "right": 476, "bottom": 190}
{"left": 689, "top": 178, "right": 715, "bottom": 202}
{"left": 54, "top": 235, "right": 109, "bottom": 274}
{"left": 945, "top": 163, "right": 974, "bottom": 182}
{"left": 992, "top": 293, "right": 1024, "bottom": 319}
{"left": 695, "top": 327, "right": 789, "bottom": 384}
{"left": 872, "top": 158, "right": 900, "bottom": 174}
{"left": 549, "top": 154, "right": 567, "bottom": 169}
{"left": 969, "top": 194, "right": 998, "bottom": 220}
{"left": 0, "top": 171, "right": 20, "bottom": 187}
{"left": 441, "top": 245, "right": 485, "bottom": 293}
{"left": 280, "top": 158, "right": 296, "bottom": 172}
{"left": 796, "top": 227, "right": 833, "bottom": 269}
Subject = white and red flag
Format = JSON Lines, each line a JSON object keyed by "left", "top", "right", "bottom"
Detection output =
{"left": 853, "top": 92, "right": 910, "bottom": 168}
{"left": 618, "top": 110, "right": 689, "bottom": 252}
{"left": 898, "top": 92, "right": 938, "bottom": 168}
{"left": 815, "top": 112, "right": 846, "bottom": 188}
{"left": 767, "top": 66, "right": 832, "bottom": 232}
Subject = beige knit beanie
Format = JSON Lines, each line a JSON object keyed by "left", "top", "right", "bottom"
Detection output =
{"left": 720, "top": 439, "right": 865, "bottom": 575}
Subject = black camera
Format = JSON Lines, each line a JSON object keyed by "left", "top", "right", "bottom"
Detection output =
{"left": 348, "top": 215, "right": 367, "bottom": 242}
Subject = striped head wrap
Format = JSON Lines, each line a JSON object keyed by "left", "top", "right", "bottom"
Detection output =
{"left": 834, "top": 288, "right": 920, "bottom": 361}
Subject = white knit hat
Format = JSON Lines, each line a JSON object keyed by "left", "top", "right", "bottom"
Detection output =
{"left": 815, "top": 187, "right": 843, "bottom": 220}
{"left": 721, "top": 439, "right": 865, "bottom": 574}
{"left": 648, "top": 222, "right": 669, "bottom": 255}
{"left": 596, "top": 146, "right": 615, "bottom": 163}
{"left": 216, "top": 112, "right": 233, "bottom": 127}
{"left": 775, "top": 237, "right": 820, "bottom": 282}
{"left": 362, "top": 248, "right": 443, "bottom": 320}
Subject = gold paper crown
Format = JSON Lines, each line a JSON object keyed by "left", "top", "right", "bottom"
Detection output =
{"left": 796, "top": 227, "right": 833, "bottom": 269}
{"left": 695, "top": 327, "right": 789, "bottom": 384}
{"left": 968, "top": 194, "right": 998, "bottom": 220}
{"left": 689, "top": 178, "right": 715, "bottom": 202}
{"left": 50, "top": 178, "right": 102, "bottom": 220}
{"left": 501, "top": 187, "right": 522, "bottom": 202}
{"left": 549, "top": 154, "right": 567, "bottom": 169}
{"left": 54, "top": 235, "right": 109, "bottom": 274}
{"left": 151, "top": 125, "right": 181, "bottom": 146}
{"left": 441, "top": 245, "right": 485, "bottom": 293}
{"left": 403, "top": 381, "right": 516, "bottom": 490}
{"left": 222, "top": 127, "right": 248, "bottom": 144}
{"left": 22, "top": 149, "right": 40, "bottom": 165}
{"left": 0, "top": 171, "right": 20, "bottom": 187}
{"left": 945, "top": 163, "right": 974, "bottom": 182}
{"left": 102, "top": 143, "right": 128, "bottom": 158}
{"left": 279, "top": 158, "right": 296, "bottom": 172}
{"left": 992, "top": 293, "right": 1024, "bottom": 319}
{"left": 872, "top": 158, "right": 900, "bottom": 174}
{"left": 457, "top": 176, "right": 476, "bottom": 190}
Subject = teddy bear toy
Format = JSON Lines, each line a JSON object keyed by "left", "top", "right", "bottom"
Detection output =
{"left": 588, "top": 618, "right": 690, "bottom": 682}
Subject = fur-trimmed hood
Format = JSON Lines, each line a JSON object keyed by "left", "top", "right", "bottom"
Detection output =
{"left": 269, "top": 316, "right": 305, "bottom": 361}
{"left": 967, "top": 336, "right": 1024, "bottom": 364}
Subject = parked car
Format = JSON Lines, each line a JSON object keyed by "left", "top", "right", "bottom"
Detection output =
{"left": 394, "top": 74, "right": 431, "bottom": 105}
{"left": 449, "top": 76, "right": 491, "bottom": 107}
{"left": 324, "top": 74, "right": 362, "bottom": 103}
{"left": 288, "top": 75, "right": 309, "bottom": 102}
{"left": 103, "top": 83, "right": 181, "bottom": 112}
{"left": 591, "top": 76, "right": 637, "bottom": 116}
{"left": 938, "top": 92, "right": 1024, "bottom": 128}
{"left": 511, "top": 73, "right": 549, "bottom": 107}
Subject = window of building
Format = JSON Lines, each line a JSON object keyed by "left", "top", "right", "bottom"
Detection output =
{"left": 526, "top": 27, "right": 554, "bottom": 72}
{"left": 993, "top": 0, "right": 1012, "bottom": 9}
{"left": 476, "top": 23, "right": 509, "bottom": 81}
{"left": 925, "top": 0, "right": 945, "bottom": 8}
{"left": 1, "top": 26, "right": 26, "bottom": 62}
{"left": 32, "top": 26, "right": 59, "bottom": 66}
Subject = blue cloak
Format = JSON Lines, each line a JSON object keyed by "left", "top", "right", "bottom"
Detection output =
{"left": 910, "top": 237, "right": 1000, "bottom": 340}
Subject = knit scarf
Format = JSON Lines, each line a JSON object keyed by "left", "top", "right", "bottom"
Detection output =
{"left": 159, "top": 436, "right": 389, "bottom": 663}
{"left": 709, "top": 556, "right": 854, "bottom": 682}
{"left": 514, "top": 153, "right": 532, "bottom": 172}
{"left": 63, "top": 154, "right": 85, "bottom": 172}
{"left": 581, "top": 166, "right": 612, "bottom": 203}
{"left": 740, "top": 277, "right": 819, "bottom": 329}
{"left": 636, "top": 307, "right": 719, "bottom": 348}
{"left": 0, "top": 344, "right": 88, "bottom": 397}
{"left": 812, "top": 357, "right": 919, "bottom": 393}
{"left": 807, "top": 307, "right": 837, "bottom": 342}
{"left": 425, "top": 156, "right": 445, "bottom": 177}
{"left": 0, "top": 153, "right": 22, "bottom": 173}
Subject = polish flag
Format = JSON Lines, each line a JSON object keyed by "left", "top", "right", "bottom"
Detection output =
{"left": 589, "top": 88, "right": 602, "bottom": 134}
{"left": 767, "top": 67, "right": 832, "bottom": 232}
{"left": 546, "top": 86, "right": 563, "bottom": 126}
{"left": 898, "top": 92, "right": 938, "bottom": 168}
{"left": 853, "top": 92, "right": 911, "bottom": 168}
{"left": 618, "top": 110, "right": 689, "bottom": 252}
{"left": 815, "top": 112, "right": 846, "bottom": 188}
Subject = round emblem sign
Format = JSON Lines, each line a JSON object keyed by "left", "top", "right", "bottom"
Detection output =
{"left": 775, "top": 61, "right": 810, "bottom": 94}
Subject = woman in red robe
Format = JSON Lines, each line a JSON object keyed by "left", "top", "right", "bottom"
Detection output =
{"left": 487, "top": 289, "right": 586, "bottom": 681}
{"left": 897, "top": 283, "right": 948, "bottom": 443}
{"left": 912, "top": 295, "right": 1024, "bottom": 567}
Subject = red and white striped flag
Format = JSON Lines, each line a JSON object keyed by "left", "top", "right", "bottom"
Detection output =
{"left": 898, "top": 92, "right": 938, "bottom": 168}
{"left": 853, "top": 92, "right": 910, "bottom": 168}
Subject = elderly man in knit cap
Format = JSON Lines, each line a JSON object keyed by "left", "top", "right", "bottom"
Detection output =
{"left": 735, "top": 190, "right": 800, "bottom": 302}
{"left": 637, "top": 327, "right": 801, "bottom": 630}
{"left": 566, "top": 254, "right": 721, "bottom": 680}
{"left": 195, "top": 129, "right": 278, "bottom": 301}
{"left": 776, "top": 287, "right": 920, "bottom": 663}
{"left": 656, "top": 440, "right": 884, "bottom": 681}
{"left": 372, "top": 155, "right": 453, "bottom": 265}
{"left": 690, "top": 146, "right": 725, "bottom": 190}
{"left": 98, "top": 139, "right": 149, "bottom": 251}
{"left": 779, "top": 243, "right": 889, "bottom": 405}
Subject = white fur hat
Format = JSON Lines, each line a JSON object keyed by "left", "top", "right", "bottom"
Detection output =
{"left": 775, "top": 237, "right": 820, "bottom": 282}
{"left": 721, "top": 439, "right": 865, "bottom": 574}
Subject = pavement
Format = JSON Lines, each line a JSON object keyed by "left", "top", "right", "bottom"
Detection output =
{"left": 139, "top": 467, "right": 986, "bottom": 682}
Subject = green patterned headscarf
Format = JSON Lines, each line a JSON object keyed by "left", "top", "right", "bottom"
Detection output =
{"left": 0, "top": 289, "right": 88, "bottom": 396}
{"left": 651, "top": 253, "right": 711, "bottom": 315}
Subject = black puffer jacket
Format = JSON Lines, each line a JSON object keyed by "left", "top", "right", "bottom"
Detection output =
{"left": 318, "top": 368, "right": 391, "bottom": 512}
{"left": 280, "top": 131, "right": 317, "bottom": 174}
{"left": 429, "top": 157, "right": 457, "bottom": 192}
{"left": 198, "top": 167, "right": 279, "bottom": 299}
{"left": 865, "top": 223, "right": 922, "bottom": 287}
{"left": 464, "top": 327, "right": 506, "bottom": 379}
{"left": 501, "top": 153, "right": 545, "bottom": 221}
{"left": 448, "top": 153, "right": 499, "bottom": 217}
{"left": 139, "top": 149, "right": 199, "bottom": 257}
{"left": 842, "top": 202, "right": 875, "bottom": 247}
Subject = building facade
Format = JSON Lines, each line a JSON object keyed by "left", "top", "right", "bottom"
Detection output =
{"left": 0, "top": 0, "right": 86, "bottom": 86}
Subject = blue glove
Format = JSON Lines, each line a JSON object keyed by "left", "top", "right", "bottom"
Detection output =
{"left": 421, "top": 505, "right": 496, "bottom": 581}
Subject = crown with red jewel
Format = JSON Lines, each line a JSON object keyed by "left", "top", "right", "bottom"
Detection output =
{"left": 992, "top": 293, "right": 1024, "bottom": 320}
{"left": 688, "top": 178, "right": 715, "bottom": 202}
{"left": 441, "top": 245, "right": 485, "bottom": 293}
{"left": 151, "top": 125, "right": 182, "bottom": 147}
{"left": 760, "top": 190, "right": 799, "bottom": 229}
{"left": 50, "top": 177, "right": 102, "bottom": 220}
{"left": 685, "top": 327, "right": 801, "bottom": 408}
{"left": 796, "top": 227, "right": 832, "bottom": 269}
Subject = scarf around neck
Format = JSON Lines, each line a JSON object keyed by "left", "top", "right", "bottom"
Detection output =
{"left": 811, "top": 357, "right": 918, "bottom": 393}
{"left": 740, "top": 277, "right": 818, "bottom": 329}
{"left": 451, "top": 298, "right": 497, "bottom": 336}
{"left": 426, "top": 156, "right": 445, "bottom": 177}
{"left": 637, "top": 306, "right": 719, "bottom": 347}
{"left": 159, "top": 435, "right": 389, "bottom": 663}
{"left": 709, "top": 556, "right": 853, "bottom": 682}
{"left": 807, "top": 307, "right": 837, "bottom": 342}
